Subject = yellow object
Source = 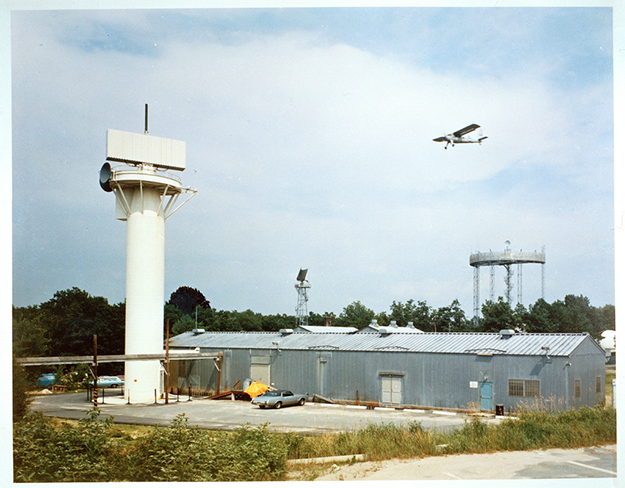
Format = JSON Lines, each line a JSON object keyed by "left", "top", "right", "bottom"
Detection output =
{"left": 244, "top": 382, "right": 269, "bottom": 399}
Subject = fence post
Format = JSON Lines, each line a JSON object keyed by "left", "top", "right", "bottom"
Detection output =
{"left": 612, "top": 379, "right": 616, "bottom": 409}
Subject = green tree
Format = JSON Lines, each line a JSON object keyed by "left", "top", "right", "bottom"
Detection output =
{"left": 336, "top": 301, "right": 375, "bottom": 329}
{"left": 167, "top": 286, "right": 211, "bottom": 315}
{"left": 261, "top": 313, "right": 297, "bottom": 331}
{"left": 37, "top": 288, "right": 124, "bottom": 357}
{"left": 164, "top": 303, "right": 185, "bottom": 332}
{"left": 13, "top": 306, "right": 48, "bottom": 357}
{"left": 389, "top": 299, "right": 432, "bottom": 330}
{"left": 479, "top": 298, "right": 518, "bottom": 332}
{"left": 433, "top": 299, "right": 467, "bottom": 332}
{"left": 172, "top": 314, "right": 197, "bottom": 336}
{"left": 236, "top": 310, "right": 263, "bottom": 332}
{"left": 520, "top": 298, "right": 556, "bottom": 333}
{"left": 375, "top": 311, "right": 391, "bottom": 327}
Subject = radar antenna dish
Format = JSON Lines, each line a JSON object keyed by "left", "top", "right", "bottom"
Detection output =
{"left": 296, "top": 268, "right": 308, "bottom": 282}
{"left": 99, "top": 162, "right": 113, "bottom": 192}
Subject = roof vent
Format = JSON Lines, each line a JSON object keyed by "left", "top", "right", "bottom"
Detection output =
{"left": 192, "top": 328, "right": 205, "bottom": 335}
{"left": 499, "top": 329, "right": 515, "bottom": 338}
{"left": 407, "top": 321, "right": 415, "bottom": 329}
{"left": 279, "top": 328, "right": 293, "bottom": 335}
{"left": 379, "top": 327, "right": 391, "bottom": 335}
{"left": 390, "top": 320, "right": 398, "bottom": 328}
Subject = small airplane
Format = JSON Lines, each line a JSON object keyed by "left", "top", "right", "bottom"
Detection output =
{"left": 433, "top": 124, "right": 487, "bottom": 149}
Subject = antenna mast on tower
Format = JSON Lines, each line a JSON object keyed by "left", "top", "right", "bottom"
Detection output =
{"left": 295, "top": 269, "right": 310, "bottom": 327}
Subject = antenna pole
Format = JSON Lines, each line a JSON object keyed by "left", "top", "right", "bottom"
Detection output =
{"left": 144, "top": 104, "right": 149, "bottom": 134}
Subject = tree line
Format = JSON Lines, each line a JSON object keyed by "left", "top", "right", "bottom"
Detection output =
{"left": 13, "top": 286, "right": 614, "bottom": 364}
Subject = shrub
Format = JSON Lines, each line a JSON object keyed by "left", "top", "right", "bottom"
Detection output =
{"left": 12, "top": 355, "right": 33, "bottom": 423}
{"left": 441, "top": 405, "right": 616, "bottom": 455}
{"left": 13, "top": 410, "right": 118, "bottom": 482}
{"left": 125, "top": 415, "right": 288, "bottom": 482}
{"left": 282, "top": 421, "right": 438, "bottom": 461}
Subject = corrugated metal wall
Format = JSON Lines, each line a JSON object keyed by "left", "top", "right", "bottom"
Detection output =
{"left": 170, "top": 338, "right": 604, "bottom": 411}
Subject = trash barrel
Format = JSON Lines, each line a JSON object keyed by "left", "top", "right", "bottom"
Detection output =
{"left": 495, "top": 404, "right": 504, "bottom": 416}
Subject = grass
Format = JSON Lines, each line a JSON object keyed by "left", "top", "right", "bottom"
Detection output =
{"left": 15, "top": 398, "right": 616, "bottom": 482}
{"left": 284, "top": 403, "right": 616, "bottom": 480}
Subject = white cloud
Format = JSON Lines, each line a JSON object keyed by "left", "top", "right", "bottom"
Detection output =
{"left": 11, "top": 10, "right": 614, "bottom": 316}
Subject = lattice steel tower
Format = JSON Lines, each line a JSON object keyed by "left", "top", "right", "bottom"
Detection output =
{"left": 470, "top": 241, "right": 546, "bottom": 323}
{"left": 295, "top": 268, "right": 310, "bottom": 327}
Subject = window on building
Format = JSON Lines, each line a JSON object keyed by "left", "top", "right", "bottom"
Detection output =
{"left": 596, "top": 376, "right": 601, "bottom": 394}
{"left": 508, "top": 379, "right": 524, "bottom": 397}
{"left": 575, "top": 379, "right": 581, "bottom": 398}
{"left": 525, "top": 380, "right": 540, "bottom": 398}
{"left": 508, "top": 379, "right": 540, "bottom": 398}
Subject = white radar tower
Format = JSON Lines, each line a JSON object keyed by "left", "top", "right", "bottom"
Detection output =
{"left": 99, "top": 105, "right": 197, "bottom": 403}
{"left": 295, "top": 268, "right": 310, "bottom": 327}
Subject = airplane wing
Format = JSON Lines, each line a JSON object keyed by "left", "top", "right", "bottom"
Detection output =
{"left": 453, "top": 124, "right": 480, "bottom": 137}
{"left": 433, "top": 136, "right": 447, "bottom": 142}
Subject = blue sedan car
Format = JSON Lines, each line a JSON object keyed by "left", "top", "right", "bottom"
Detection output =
{"left": 91, "top": 376, "right": 125, "bottom": 388}
{"left": 36, "top": 373, "right": 56, "bottom": 387}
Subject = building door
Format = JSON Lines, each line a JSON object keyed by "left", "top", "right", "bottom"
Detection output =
{"left": 318, "top": 353, "right": 331, "bottom": 397}
{"left": 250, "top": 356, "right": 271, "bottom": 385}
{"left": 480, "top": 382, "right": 492, "bottom": 411}
{"left": 381, "top": 375, "right": 402, "bottom": 405}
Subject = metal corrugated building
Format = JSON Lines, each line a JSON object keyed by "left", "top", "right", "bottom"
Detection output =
{"left": 168, "top": 328, "right": 605, "bottom": 412}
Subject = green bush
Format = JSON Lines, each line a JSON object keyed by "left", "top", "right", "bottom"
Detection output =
{"left": 13, "top": 410, "right": 118, "bottom": 482}
{"left": 12, "top": 356, "right": 33, "bottom": 423}
{"left": 124, "top": 415, "right": 288, "bottom": 482}
{"left": 13, "top": 405, "right": 615, "bottom": 482}
{"left": 13, "top": 412, "right": 289, "bottom": 482}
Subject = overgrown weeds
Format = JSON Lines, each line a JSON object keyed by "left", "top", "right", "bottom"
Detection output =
{"left": 282, "top": 405, "right": 616, "bottom": 462}
{"left": 284, "top": 421, "right": 438, "bottom": 462}
{"left": 13, "top": 409, "right": 117, "bottom": 482}
{"left": 13, "top": 405, "right": 615, "bottom": 482}
{"left": 14, "top": 411, "right": 288, "bottom": 482}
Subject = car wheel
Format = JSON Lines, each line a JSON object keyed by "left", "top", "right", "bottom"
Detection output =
{"left": 298, "top": 398, "right": 306, "bottom": 406}
{"left": 275, "top": 401, "right": 282, "bottom": 409}
{"left": 259, "top": 405, "right": 265, "bottom": 409}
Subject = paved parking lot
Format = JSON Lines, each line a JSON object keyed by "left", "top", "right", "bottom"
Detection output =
{"left": 316, "top": 444, "right": 617, "bottom": 481}
{"left": 31, "top": 391, "right": 501, "bottom": 434}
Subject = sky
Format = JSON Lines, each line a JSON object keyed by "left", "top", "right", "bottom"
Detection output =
{"left": 5, "top": 3, "right": 619, "bottom": 320}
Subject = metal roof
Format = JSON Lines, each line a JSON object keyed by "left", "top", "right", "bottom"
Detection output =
{"left": 357, "top": 325, "right": 424, "bottom": 334}
{"left": 295, "top": 326, "right": 357, "bottom": 333}
{"left": 169, "top": 330, "right": 602, "bottom": 357}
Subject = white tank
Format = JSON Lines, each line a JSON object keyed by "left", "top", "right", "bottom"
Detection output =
{"left": 124, "top": 187, "right": 166, "bottom": 402}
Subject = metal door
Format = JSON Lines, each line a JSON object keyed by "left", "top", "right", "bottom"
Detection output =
{"left": 381, "top": 375, "right": 402, "bottom": 405}
{"left": 250, "top": 363, "right": 270, "bottom": 385}
{"left": 480, "top": 382, "right": 492, "bottom": 411}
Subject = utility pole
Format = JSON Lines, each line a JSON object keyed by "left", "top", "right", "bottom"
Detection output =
{"left": 93, "top": 334, "right": 98, "bottom": 410}
{"left": 165, "top": 320, "right": 170, "bottom": 404}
